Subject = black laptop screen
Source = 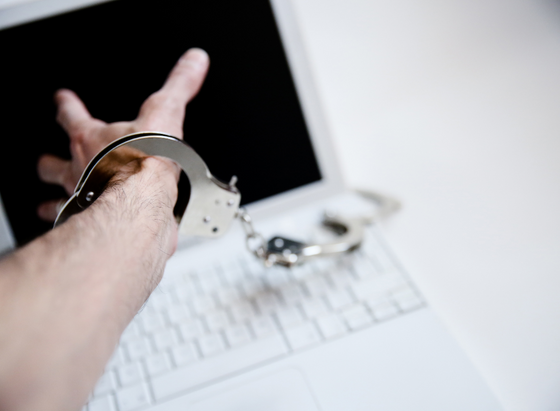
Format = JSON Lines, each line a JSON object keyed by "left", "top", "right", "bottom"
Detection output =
{"left": 0, "top": 0, "right": 322, "bottom": 245}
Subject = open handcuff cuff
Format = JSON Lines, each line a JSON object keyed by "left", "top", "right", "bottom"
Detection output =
{"left": 54, "top": 132, "right": 399, "bottom": 268}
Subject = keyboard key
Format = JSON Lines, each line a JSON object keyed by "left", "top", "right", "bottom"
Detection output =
{"left": 178, "top": 320, "right": 205, "bottom": 341}
{"left": 393, "top": 289, "right": 423, "bottom": 312}
{"left": 316, "top": 314, "right": 347, "bottom": 339}
{"left": 192, "top": 296, "right": 217, "bottom": 315}
{"left": 250, "top": 316, "right": 278, "bottom": 338}
{"left": 229, "top": 302, "right": 256, "bottom": 323}
{"left": 204, "top": 310, "right": 230, "bottom": 331}
{"left": 171, "top": 343, "right": 199, "bottom": 366}
{"left": 304, "top": 277, "right": 330, "bottom": 297}
{"left": 364, "top": 293, "right": 390, "bottom": 306}
{"left": 276, "top": 307, "right": 304, "bottom": 329}
{"left": 241, "top": 278, "right": 265, "bottom": 296}
{"left": 289, "top": 263, "right": 314, "bottom": 280}
{"left": 284, "top": 323, "right": 322, "bottom": 350}
{"left": 151, "top": 328, "right": 180, "bottom": 351}
{"left": 352, "top": 258, "right": 377, "bottom": 279}
{"left": 341, "top": 305, "right": 373, "bottom": 330}
{"left": 166, "top": 304, "right": 191, "bottom": 324}
{"left": 143, "top": 352, "right": 171, "bottom": 377}
{"left": 139, "top": 312, "right": 166, "bottom": 334}
{"left": 328, "top": 270, "right": 354, "bottom": 288}
{"left": 362, "top": 240, "right": 397, "bottom": 269}
{"left": 351, "top": 274, "right": 405, "bottom": 301}
{"left": 373, "top": 250, "right": 397, "bottom": 273}
{"left": 222, "top": 265, "right": 246, "bottom": 285}
{"left": 174, "top": 282, "right": 197, "bottom": 301}
{"left": 261, "top": 267, "right": 290, "bottom": 287}
{"left": 115, "top": 382, "right": 151, "bottom": 411}
{"left": 199, "top": 273, "right": 222, "bottom": 294}
{"left": 312, "top": 258, "right": 335, "bottom": 274}
{"left": 151, "top": 335, "right": 288, "bottom": 401}
{"left": 217, "top": 287, "right": 242, "bottom": 306}
{"left": 224, "top": 324, "right": 251, "bottom": 347}
{"left": 391, "top": 286, "right": 416, "bottom": 300}
{"left": 244, "top": 259, "right": 266, "bottom": 276}
{"left": 116, "top": 362, "right": 143, "bottom": 387}
{"left": 301, "top": 298, "right": 329, "bottom": 318}
{"left": 88, "top": 394, "right": 117, "bottom": 411}
{"left": 278, "top": 284, "right": 306, "bottom": 304}
{"left": 368, "top": 301, "right": 398, "bottom": 321}
{"left": 326, "top": 289, "right": 354, "bottom": 310}
{"left": 198, "top": 333, "right": 226, "bottom": 357}
{"left": 124, "top": 337, "right": 152, "bottom": 361}
{"left": 93, "top": 370, "right": 116, "bottom": 397}
{"left": 255, "top": 293, "right": 282, "bottom": 314}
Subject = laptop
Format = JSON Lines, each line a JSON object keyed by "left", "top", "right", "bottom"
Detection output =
{"left": 0, "top": 0, "right": 502, "bottom": 410}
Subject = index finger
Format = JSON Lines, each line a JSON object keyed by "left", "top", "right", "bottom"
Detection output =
{"left": 55, "top": 89, "right": 96, "bottom": 137}
{"left": 138, "top": 48, "right": 210, "bottom": 130}
{"left": 161, "top": 48, "right": 210, "bottom": 104}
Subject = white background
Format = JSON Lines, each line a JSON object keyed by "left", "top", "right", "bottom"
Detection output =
{"left": 289, "top": 1, "right": 560, "bottom": 411}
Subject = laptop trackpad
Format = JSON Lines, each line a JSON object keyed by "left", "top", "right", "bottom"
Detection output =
{"left": 188, "top": 369, "right": 321, "bottom": 411}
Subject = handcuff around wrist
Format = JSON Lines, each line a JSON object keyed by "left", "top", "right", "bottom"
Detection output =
{"left": 54, "top": 132, "right": 399, "bottom": 268}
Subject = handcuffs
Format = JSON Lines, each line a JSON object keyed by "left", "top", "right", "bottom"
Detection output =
{"left": 54, "top": 132, "right": 399, "bottom": 268}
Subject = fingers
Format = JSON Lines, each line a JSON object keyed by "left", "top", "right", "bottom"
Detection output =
{"left": 37, "top": 199, "right": 66, "bottom": 222}
{"left": 55, "top": 89, "right": 96, "bottom": 137}
{"left": 138, "top": 48, "right": 209, "bottom": 132}
{"left": 37, "top": 154, "right": 74, "bottom": 194}
{"left": 162, "top": 48, "right": 210, "bottom": 104}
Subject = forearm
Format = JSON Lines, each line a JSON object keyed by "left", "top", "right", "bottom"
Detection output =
{"left": 0, "top": 157, "right": 177, "bottom": 411}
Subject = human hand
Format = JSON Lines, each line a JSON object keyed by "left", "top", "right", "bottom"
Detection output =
{"left": 37, "top": 48, "right": 210, "bottom": 221}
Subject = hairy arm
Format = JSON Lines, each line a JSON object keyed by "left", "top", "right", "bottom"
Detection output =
{"left": 0, "top": 157, "right": 177, "bottom": 411}
{"left": 0, "top": 48, "right": 209, "bottom": 411}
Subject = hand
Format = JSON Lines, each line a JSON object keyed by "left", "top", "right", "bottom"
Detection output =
{"left": 36, "top": 48, "right": 210, "bottom": 221}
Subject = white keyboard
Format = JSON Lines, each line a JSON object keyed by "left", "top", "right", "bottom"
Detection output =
{"left": 85, "top": 227, "right": 424, "bottom": 411}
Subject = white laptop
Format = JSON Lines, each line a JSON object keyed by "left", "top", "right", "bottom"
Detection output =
{"left": 0, "top": 1, "right": 502, "bottom": 410}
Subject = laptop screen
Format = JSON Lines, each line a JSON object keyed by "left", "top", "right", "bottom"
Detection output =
{"left": 0, "top": 0, "right": 322, "bottom": 245}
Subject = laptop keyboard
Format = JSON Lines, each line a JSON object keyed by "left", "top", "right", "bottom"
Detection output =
{"left": 85, "top": 227, "right": 424, "bottom": 411}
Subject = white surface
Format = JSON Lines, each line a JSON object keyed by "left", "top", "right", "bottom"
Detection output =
{"left": 289, "top": 1, "right": 560, "bottom": 411}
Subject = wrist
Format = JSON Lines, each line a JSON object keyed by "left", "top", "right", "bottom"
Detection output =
{"left": 84, "top": 156, "right": 179, "bottom": 298}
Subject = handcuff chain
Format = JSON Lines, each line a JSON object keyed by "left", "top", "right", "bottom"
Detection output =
{"left": 237, "top": 208, "right": 267, "bottom": 261}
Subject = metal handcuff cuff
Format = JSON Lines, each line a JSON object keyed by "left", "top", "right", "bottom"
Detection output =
{"left": 54, "top": 132, "right": 399, "bottom": 268}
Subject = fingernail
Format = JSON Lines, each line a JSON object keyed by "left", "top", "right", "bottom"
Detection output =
{"left": 182, "top": 48, "right": 209, "bottom": 68}
{"left": 54, "top": 88, "right": 71, "bottom": 102}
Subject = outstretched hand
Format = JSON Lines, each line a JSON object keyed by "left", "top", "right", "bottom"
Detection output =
{"left": 36, "top": 48, "right": 210, "bottom": 221}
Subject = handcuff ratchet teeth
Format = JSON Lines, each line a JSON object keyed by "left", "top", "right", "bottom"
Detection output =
{"left": 54, "top": 132, "right": 399, "bottom": 268}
